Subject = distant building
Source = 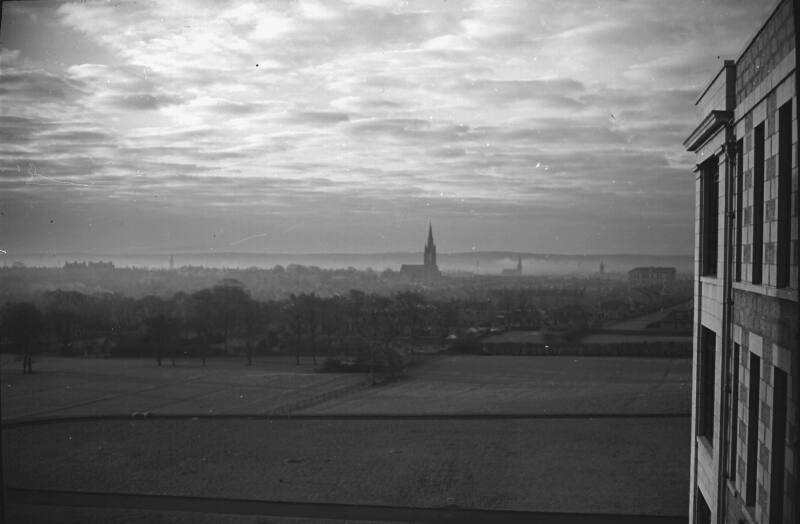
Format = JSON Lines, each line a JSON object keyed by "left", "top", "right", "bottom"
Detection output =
{"left": 64, "top": 261, "right": 114, "bottom": 271}
{"left": 627, "top": 266, "right": 676, "bottom": 284}
{"left": 683, "top": 2, "right": 798, "bottom": 522}
{"left": 400, "top": 224, "right": 440, "bottom": 278}
{"left": 502, "top": 256, "right": 523, "bottom": 276}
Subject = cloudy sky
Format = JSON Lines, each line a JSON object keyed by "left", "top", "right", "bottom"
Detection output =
{"left": 0, "top": 0, "right": 776, "bottom": 256}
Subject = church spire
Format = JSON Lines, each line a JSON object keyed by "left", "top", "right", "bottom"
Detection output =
{"left": 424, "top": 223, "right": 437, "bottom": 269}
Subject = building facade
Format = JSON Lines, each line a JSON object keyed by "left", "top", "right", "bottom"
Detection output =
{"left": 683, "top": 1, "right": 799, "bottom": 522}
{"left": 627, "top": 266, "right": 677, "bottom": 284}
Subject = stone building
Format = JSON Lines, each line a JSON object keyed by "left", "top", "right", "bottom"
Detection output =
{"left": 683, "top": 1, "right": 799, "bottom": 522}
{"left": 627, "top": 266, "right": 677, "bottom": 284}
{"left": 400, "top": 224, "right": 440, "bottom": 278}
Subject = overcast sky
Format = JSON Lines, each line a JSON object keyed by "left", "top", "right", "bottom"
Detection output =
{"left": 0, "top": 0, "right": 776, "bottom": 255}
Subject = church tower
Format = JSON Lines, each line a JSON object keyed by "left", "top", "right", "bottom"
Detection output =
{"left": 423, "top": 223, "right": 437, "bottom": 270}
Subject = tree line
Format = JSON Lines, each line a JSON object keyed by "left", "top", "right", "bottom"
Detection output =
{"left": 0, "top": 279, "right": 457, "bottom": 374}
{"left": 1, "top": 276, "right": 691, "bottom": 374}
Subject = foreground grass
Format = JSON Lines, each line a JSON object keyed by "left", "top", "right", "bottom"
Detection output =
{"left": 4, "top": 417, "right": 689, "bottom": 516}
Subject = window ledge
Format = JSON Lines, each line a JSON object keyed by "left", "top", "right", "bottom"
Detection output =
{"left": 698, "top": 435, "right": 713, "bottom": 456}
{"left": 742, "top": 506, "right": 757, "bottom": 524}
{"left": 727, "top": 481, "right": 758, "bottom": 524}
{"left": 733, "top": 281, "right": 798, "bottom": 302}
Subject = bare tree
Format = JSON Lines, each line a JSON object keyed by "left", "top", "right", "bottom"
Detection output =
{"left": 43, "top": 290, "right": 88, "bottom": 354}
{"left": 394, "top": 291, "right": 426, "bottom": 353}
{"left": 3, "top": 302, "right": 44, "bottom": 373}
{"left": 240, "top": 296, "right": 264, "bottom": 366}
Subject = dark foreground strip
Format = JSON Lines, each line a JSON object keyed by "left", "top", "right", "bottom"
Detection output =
{"left": 6, "top": 488, "right": 686, "bottom": 524}
{"left": 1, "top": 412, "right": 690, "bottom": 429}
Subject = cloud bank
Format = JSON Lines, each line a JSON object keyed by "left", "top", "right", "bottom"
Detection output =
{"left": 0, "top": 0, "right": 775, "bottom": 255}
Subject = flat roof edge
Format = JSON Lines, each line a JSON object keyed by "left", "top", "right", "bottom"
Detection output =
{"left": 735, "top": 0, "right": 788, "bottom": 67}
{"left": 695, "top": 61, "right": 735, "bottom": 106}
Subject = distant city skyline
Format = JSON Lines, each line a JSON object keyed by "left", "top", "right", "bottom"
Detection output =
{"left": 0, "top": 0, "right": 777, "bottom": 256}
{"left": 3, "top": 250, "right": 694, "bottom": 275}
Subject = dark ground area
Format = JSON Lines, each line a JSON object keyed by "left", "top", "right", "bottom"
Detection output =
{"left": 4, "top": 417, "right": 689, "bottom": 519}
{"left": 2, "top": 355, "right": 691, "bottom": 522}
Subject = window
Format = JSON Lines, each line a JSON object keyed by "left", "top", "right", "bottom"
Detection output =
{"left": 735, "top": 139, "right": 744, "bottom": 282}
{"left": 776, "top": 102, "right": 792, "bottom": 287}
{"left": 696, "top": 489, "right": 712, "bottom": 524}
{"left": 701, "top": 157, "right": 719, "bottom": 277}
{"left": 728, "top": 343, "right": 740, "bottom": 481}
{"left": 752, "top": 123, "right": 764, "bottom": 284}
{"left": 698, "top": 327, "right": 716, "bottom": 442}
{"left": 746, "top": 353, "right": 760, "bottom": 506}
{"left": 769, "top": 367, "right": 787, "bottom": 523}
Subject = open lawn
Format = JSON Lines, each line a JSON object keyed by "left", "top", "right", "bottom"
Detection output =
{"left": 1, "top": 355, "right": 692, "bottom": 420}
{"left": 577, "top": 333, "right": 692, "bottom": 344}
{"left": 0, "top": 356, "right": 364, "bottom": 421}
{"left": 4, "top": 417, "right": 689, "bottom": 517}
{"left": 302, "top": 355, "right": 691, "bottom": 415}
{"left": 603, "top": 301, "right": 691, "bottom": 331}
{"left": 2, "top": 354, "right": 691, "bottom": 520}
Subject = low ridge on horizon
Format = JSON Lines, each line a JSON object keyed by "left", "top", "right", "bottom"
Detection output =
{"left": 8, "top": 249, "right": 693, "bottom": 258}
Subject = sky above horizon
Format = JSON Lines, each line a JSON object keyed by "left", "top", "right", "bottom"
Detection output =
{"left": 0, "top": 0, "right": 776, "bottom": 256}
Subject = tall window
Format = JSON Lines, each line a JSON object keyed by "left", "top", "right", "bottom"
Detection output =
{"left": 701, "top": 157, "right": 719, "bottom": 277}
{"left": 777, "top": 101, "right": 792, "bottom": 287}
{"left": 735, "top": 139, "right": 744, "bottom": 282}
{"left": 728, "top": 343, "right": 740, "bottom": 480}
{"left": 752, "top": 123, "right": 764, "bottom": 284}
{"left": 769, "top": 367, "right": 787, "bottom": 523}
{"left": 698, "top": 327, "right": 716, "bottom": 442}
{"left": 746, "top": 353, "right": 761, "bottom": 506}
{"left": 696, "top": 490, "right": 712, "bottom": 524}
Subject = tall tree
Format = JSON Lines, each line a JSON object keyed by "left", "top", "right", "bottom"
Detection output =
{"left": 189, "top": 288, "right": 216, "bottom": 367}
{"left": 188, "top": 280, "right": 252, "bottom": 366}
{"left": 43, "top": 290, "right": 87, "bottom": 353}
{"left": 288, "top": 293, "right": 321, "bottom": 367}
{"left": 240, "top": 296, "right": 264, "bottom": 366}
{"left": 394, "top": 291, "right": 426, "bottom": 352}
{"left": 3, "top": 302, "right": 43, "bottom": 373}
{"left": 287, "top": 294, "right": 304, "bottom": 365}
{"left": 435, "top": 299, "right": 460, "bottom": 344}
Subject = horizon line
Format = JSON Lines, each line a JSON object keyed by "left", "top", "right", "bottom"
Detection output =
{"left": 5, "top": 249, "right": 693, "bottom": 259}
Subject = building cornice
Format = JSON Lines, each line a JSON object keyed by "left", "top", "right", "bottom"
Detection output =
{"left": 684, "top": 110, "right": 733, "bottom": 152}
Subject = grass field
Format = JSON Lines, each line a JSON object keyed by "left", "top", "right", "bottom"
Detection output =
{"left": 2, "top": 354, "right": 691, "bottom": 520}
{"left": 4, "top": 417, "right": 689, "bottom": 517}
{"left": 577, "top": 332, "right": 691, "bottom": 344}
{"left": 603, "top": 301, "right": 691, "bottom": 330}
{"left": 0, "top": 356, "right": 364, "bottom": 421}
{"left": 1, "top": 355, "right": 691, "bottom": 420}
{"left": 303, "top": 355, "right": 691, "bottom": 415}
